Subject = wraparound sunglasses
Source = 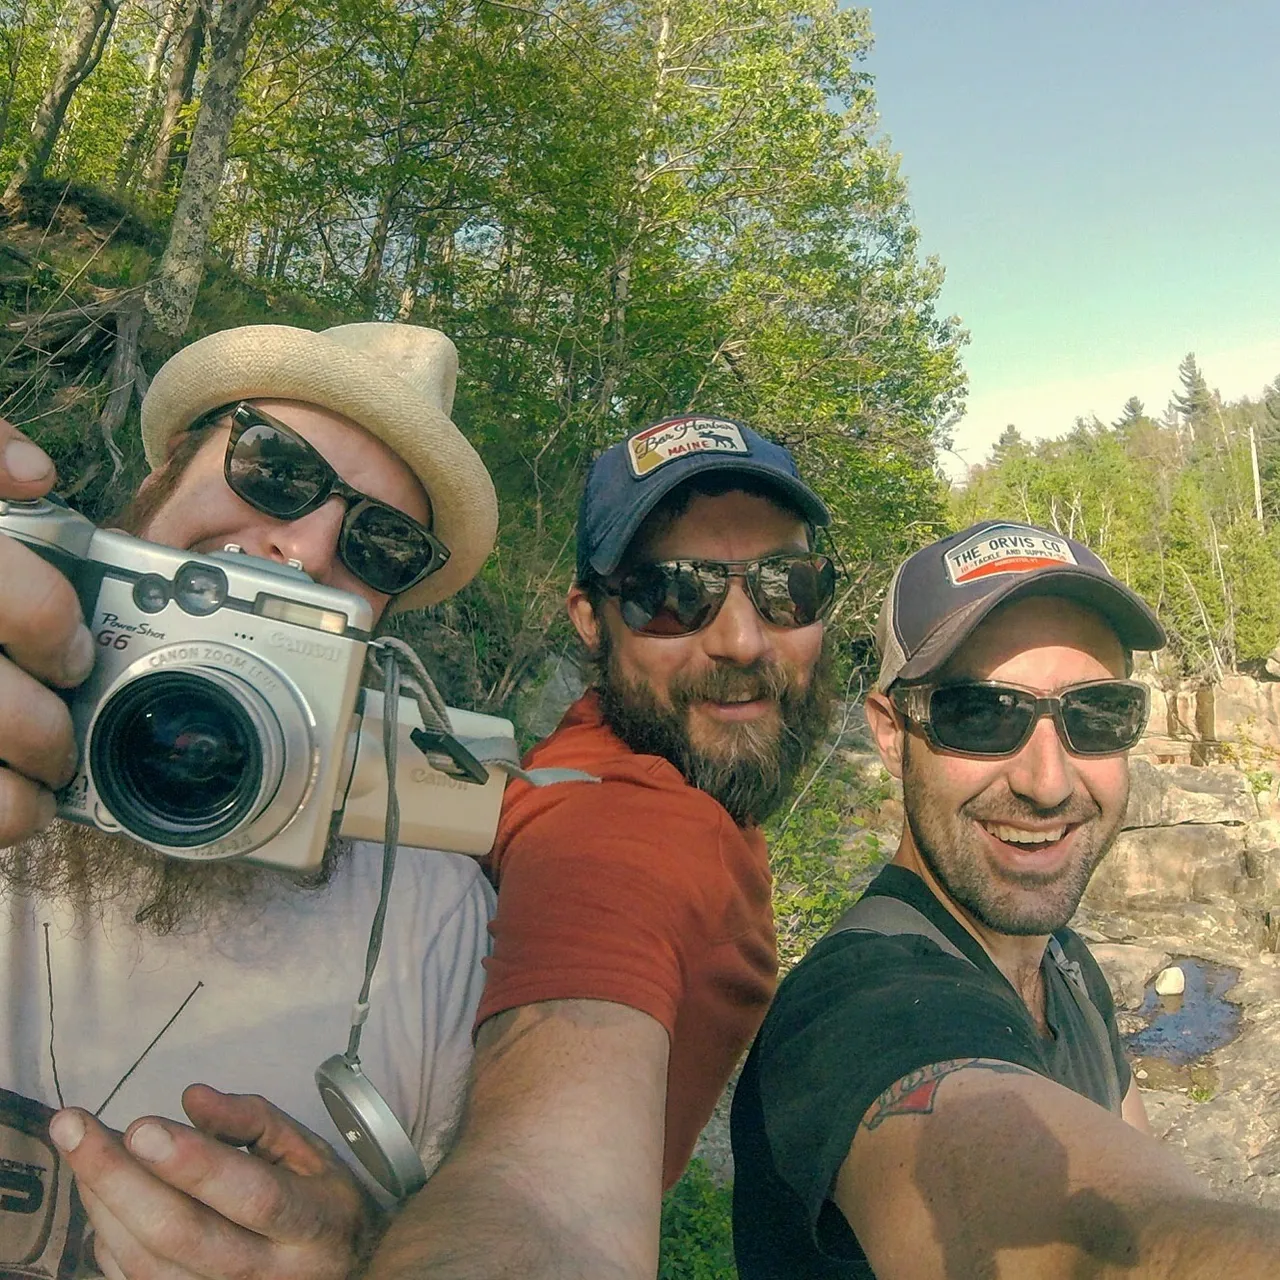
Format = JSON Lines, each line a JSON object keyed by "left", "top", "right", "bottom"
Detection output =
{"left": 892, "top": 679, "right": 1150, "bottom": 758}
{"left": 603, "top": 553, "right": 837, "bottom": 637}
{"left": 221, "top": 403, "right": 450, "bottom": 596}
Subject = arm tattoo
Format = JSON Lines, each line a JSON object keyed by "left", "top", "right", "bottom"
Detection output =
{"left": 862, "top": 1058, "right": 1033, "bottom": 1131}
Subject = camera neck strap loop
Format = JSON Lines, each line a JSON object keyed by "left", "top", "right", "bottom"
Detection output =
{"left": 344, "top": 643, "right": 405, "bottom": 1065}
{"left": 368, "top": 637, "right": 598, "bottom": 789}
{"left": 320, "top": 641, "right": 595, "bottom": 1198}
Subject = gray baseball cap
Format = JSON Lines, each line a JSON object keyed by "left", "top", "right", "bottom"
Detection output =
{"left": 875, "top": 520, "right": 1166, "bottom": 691}
{"left": 576, "top": 415, "right": 829, "bottom": 579}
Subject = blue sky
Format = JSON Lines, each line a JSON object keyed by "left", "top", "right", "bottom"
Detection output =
{"left": 862, "top": 1, "right": 1280, "bottom": 478}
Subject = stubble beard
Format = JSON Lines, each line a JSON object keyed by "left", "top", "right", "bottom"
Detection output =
{"left": 901, "top": 737, "right": 1127, "bottom": 936}
{"left": 593, "top": 627, "right": 834, "bottom": 827}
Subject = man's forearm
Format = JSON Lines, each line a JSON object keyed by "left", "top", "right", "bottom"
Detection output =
{"left": 1107, "top": 1194, "right": 1280, "bottom": 1280}
{"left": 365, "top": 1151, "right": 650, "bottom": 1280}
{"left": 364, "top": 1000, "right": 668, "bottom": 1280}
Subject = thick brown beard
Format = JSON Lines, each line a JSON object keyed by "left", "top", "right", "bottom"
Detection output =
{"left": 592, "top": 628, "right": 835, "bottom": 827}
{"left": 0, "top": 820, "right": 346, "bottom": 936}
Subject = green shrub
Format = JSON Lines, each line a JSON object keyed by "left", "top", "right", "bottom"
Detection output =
{"left": 767, "top": 754, "right": 889, "bottom": 969}
{"left": 659, "top": 1158, "right": 737, "bottom": 1280}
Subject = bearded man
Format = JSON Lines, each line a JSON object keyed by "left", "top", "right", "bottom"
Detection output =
{"left": 731, "top": 522, "right": 1280, "bottom": 1279}
{"left": 368, "top": 416, "right": 836, "bottom": 1280}
{"left": 0, "top": 323, "right": 499, "bottom": 1278}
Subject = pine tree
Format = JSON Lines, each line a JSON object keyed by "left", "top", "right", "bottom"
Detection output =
{"left": 1174, "top": 353, "right": 1214, "bottom": 423}
{"left": 989, "top": 424, "right": 1026, "bottom": 466}
{"left": 1114, "top": 396, "right": 1145, "bottom": 429}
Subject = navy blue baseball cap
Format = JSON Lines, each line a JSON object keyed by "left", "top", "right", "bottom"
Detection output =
{"left": 875, "top": 520, "right": 1167, "bottom": 690}
{"left": 576, "top": 415, "right": 830, "bottom": 579}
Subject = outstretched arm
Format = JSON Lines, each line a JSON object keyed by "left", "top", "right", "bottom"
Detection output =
{"left": 365, "top": 997, "right": 669, "bottom": 1280}
{"left": 838, "top": 1058, "right": 1280, "bottom": 1280}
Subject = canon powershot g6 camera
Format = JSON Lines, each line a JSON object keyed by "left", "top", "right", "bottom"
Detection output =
{"left": 0, "top": 497, "right": 510, "bottom": 870}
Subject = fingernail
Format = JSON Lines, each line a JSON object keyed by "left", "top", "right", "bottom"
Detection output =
{"left": 50, "top": 1110, "right": 85, "bottom": 1152}
{"left": 129, "top": 1122, "right": 174, "bottom": 1162}
{"left": 63, "top": 625, "right": 95, "bottom": 685}
{"left": 4, "top": 438, "right": 53, "bottom": 483}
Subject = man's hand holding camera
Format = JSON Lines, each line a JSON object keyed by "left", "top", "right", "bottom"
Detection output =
{"left": 0, "top": 418, "right": 93, "bottom": 845}
{"left": 50, "top": 1085, "right": 380, "bottom": 1280}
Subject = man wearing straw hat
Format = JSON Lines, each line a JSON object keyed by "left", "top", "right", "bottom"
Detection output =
{"left": 0, "top": 323, "right": 498, "bottom": 1277}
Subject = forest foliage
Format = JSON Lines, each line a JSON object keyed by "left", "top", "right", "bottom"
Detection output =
{"left": 1, "top": 0, "right": 966, "bottom": 714}
{"left": 955, "top": 356, "right": 1280, "bottom": 679}
{"left": 5, "top": 3, "right": 1279, "bottom": 1273}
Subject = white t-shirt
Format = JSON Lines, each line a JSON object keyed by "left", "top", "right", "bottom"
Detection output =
{"left": 0, "top": 841, "right": 494, "bottom": 1273}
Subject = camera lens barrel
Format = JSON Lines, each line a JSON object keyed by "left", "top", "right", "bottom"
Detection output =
{"left": 89, "top": 666, "right": 291, "bottom": 853}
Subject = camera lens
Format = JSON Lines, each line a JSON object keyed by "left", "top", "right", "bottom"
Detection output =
{"left": 91, "top": 672, "right": 264, "bottom": 848}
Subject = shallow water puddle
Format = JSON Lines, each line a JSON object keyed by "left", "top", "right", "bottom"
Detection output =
{"left": 1123, "top": 958, "right": 1241, "bottom": 1090}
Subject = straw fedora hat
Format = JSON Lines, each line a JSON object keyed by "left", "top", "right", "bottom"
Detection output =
{"left": 140, "top": 322, "right": 497, "bottom": 611}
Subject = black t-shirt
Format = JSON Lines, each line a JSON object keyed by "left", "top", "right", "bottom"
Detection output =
{"left": 730, "top": 866, "right": 1130, "bottom": 1279}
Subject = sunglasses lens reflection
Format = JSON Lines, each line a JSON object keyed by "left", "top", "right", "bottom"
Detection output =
{"left": 344, "top": 504, "right": 439, "bottom": 596}
{"left": 228, "top": 421, "right": 327, "bottom": 516}
{"left": 929, "top": 684, "right": 1035, "bottom": 755}
{"left": 224, "top": 408, "right": 446, "bottom": 596}
{"left": 615, "top": 555, "right": 835, "bottom": 637}
{"left": 926, "top": 682, "right": 1148, "bottom": 756}
{"left": 1061, "top": 684, "right": 1148, "bottom": 753}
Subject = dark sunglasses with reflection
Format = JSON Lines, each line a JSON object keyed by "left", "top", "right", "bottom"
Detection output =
{"left": 891, "top": 678, "right": 1150, "bottom": 758}
{"left": 602, "top": 552, "right": 837, "bottom": 637}
{"left": 208, "top": 403, "right": 450, "bottom": 597}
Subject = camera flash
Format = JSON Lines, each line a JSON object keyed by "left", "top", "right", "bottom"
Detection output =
{"left": 254, "top": 595, "right": 348, "bottom": 634}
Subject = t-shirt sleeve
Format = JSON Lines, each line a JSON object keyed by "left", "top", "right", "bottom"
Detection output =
{"left": 754, "top": 932, "right": 1048, "bottom": 1240}
{"left": 477, "top": 778, "right": 715, "bottom": 1035}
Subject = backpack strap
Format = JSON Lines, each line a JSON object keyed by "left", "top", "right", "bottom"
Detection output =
{"left": 826, "top": 893, "right": 1124, "bottom": 1114}
{"left": 826, "top": 894, "right": 970, "bottom": 963}
{"left": 1046, "top": 936, "right": 1124, "bottom": 1113}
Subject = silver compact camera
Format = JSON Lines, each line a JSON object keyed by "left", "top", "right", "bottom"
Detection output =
{"left": 0, "top": 497, "right": 511, "bottom": 871}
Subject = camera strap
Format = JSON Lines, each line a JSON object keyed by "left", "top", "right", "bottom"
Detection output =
{"left": 372, "top": 637, "right": 598, "bottom": 789}
{"left": 459, "top": 735, "right": 599, "bottom": 788}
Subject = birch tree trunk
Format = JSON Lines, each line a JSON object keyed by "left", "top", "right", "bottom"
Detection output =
{"left": 115, "top": 0, "right": 184, "bottom": 192}
{"left": 356, "top": 185, "right": 398, "bottom": 314}
{"left": 140, "top": 0, "right": 206, "bottom": 195}
{"left": 144, "top": 0, "right": 268, "bottom": 337}
{"left": 596, "top": 4, "right": 670, "bottom": 415}
{"left": 3, "top": 0, "right": 122, "bottom": 207}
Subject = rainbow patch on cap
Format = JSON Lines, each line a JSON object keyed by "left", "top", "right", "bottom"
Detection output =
{"left": 626, "top": 416, "right": 749, "bottom": 477}
{"left": 945, "top": 524, "right": 1078, "bottom": 586}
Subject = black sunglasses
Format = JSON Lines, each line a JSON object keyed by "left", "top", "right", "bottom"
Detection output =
{"left": 221, "top": 404, "right": 450, "bottom": 597}
{"left": 604, "top": 553, "right": 837, "bottom": 637}
{"left": 892, "top": 679, "right": 1149, "bottom": 758}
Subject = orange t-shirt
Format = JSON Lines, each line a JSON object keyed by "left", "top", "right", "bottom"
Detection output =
{"left": 478, "top": 692, "right": 778, "bottom": 1189}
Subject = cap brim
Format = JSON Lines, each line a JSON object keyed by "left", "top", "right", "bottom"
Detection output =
{"left": 589, "top": 456, "right": 830, "bottom": 576}
{"left": 891, "top": 566, "right": 1167, "bottom": 685}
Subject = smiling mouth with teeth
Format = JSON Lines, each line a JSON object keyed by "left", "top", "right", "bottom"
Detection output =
{"left": 981, "top": 822, "right": 1069, "bottom": 846}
